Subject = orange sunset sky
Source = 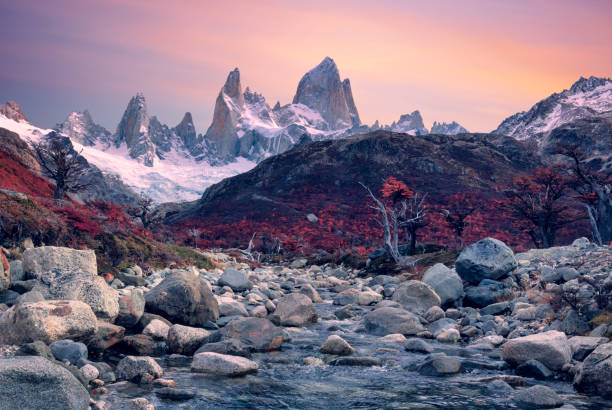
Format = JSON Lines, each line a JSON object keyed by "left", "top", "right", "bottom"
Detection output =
{"left": 1, "top": 0, "right": 611, "bottom": 133}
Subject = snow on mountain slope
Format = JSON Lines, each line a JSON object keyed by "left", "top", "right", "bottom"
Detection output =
{"left": 0, "top": 115, "right": 256, "bottom": 203}
{"left": 494, "top": 76, "right": 612, "bottom": 139}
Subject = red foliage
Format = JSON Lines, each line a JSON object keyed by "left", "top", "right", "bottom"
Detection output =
{"left": 381, "top": 177, "right": 413, "bottom": 203}
{"left": 0, "top": 148, "right": 54, "bottom": 197}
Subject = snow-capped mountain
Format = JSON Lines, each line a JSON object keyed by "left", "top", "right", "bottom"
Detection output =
{"left": 203, "top": 57, "right": 363, "bottom": 162}
{"left": 0, "top": 57, "right": 483, "bottom": 204}
{"left": 494, "top": 76, "right": 612, "bottom": 139}
{"left": 430, "top": 121, "right": 468, "bottom": 135}
{"left": 369, "top": 111, "right": 466, "bottom": 136}
{"left": 56, "top": 110, "right": 112, "bottom": 146}
{"left": 0, "top": 109, "right": 255, "bottom": 203}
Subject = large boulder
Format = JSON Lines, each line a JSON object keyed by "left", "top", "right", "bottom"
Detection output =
{"left": 421, "top": 263, "right": 464, "bottom": 307}
{"left": 269, "top": 293, "right": 317, "bottom": 326}
{"left": 210, "top": 317, "right": 284, "bottom": 352}
{"left": 167, "top": 324, "right": 210, "bottom": 355}
{"left": 116, "top": 289, "right": 145, "bottom": 328}
{"left": 23, "top": 246, "right": 97, "bottom": 278}
{"left": 502, "top": 331, "right": 571, "bottom": 370}
{"left": 33, "top": 271, "right": 119, "bottom": 321}
{"left": 116, "top": 356, "right": 163, "bottom": 383}
{"left": 455, "top": 238, "right": 517, "bottom": 284}
{"left": 218, "top": 269, "right": 253, "bottom": 292}
{"left": 464, "top": 279, "right": 514, "bottom": 308}
{"left": 145, "top": 271, "right": 219, "bottom": 326}
{"left": 391, "top": 280, "right": 441, "bottom": 314}
{"left": 191, "top": 352, "right": 258, "bottom": 376}
{"left": 0, "top": 356, "right": 90, "bottom": 410}
{"left": 0, "top": 249, "right": 9, "bottom": 291}
{"left": 364, "top": 307, "right": 424, "bottom": 336}
{"left": 0, "top": 300, "right": 98, "bottom": 344}
{"left": 574, "top": 342, "right": 612, "bottom": 398}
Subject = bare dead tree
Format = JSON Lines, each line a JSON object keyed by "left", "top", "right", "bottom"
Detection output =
{"left": 360, "top": 182, "right": 419, "bottom": 267}
{"left": 187, "top": 227, "right": 200, "bottom": 248}
{"left": 31, "top": 133, "right": 91, "bottom": 200}
{"left": 398, "top": 191, "right": 428, "bottom": 254}
{"left": 227, "top": 232, "right": 259, "bottom": 261}
{"left": 555, "top": 145, "right": 612, "bottom": 244}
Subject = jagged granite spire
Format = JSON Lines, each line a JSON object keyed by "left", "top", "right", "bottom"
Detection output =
{"left": 342, "top": 78, "right": 360, "bottom": 127}
{"left": 115, "top": 93, "right": 156, "bottom": 166}
{"left": 173, "top": 112, "right": 200, "bottom": 154}
{"left": 204, "top": 69, "right": 246, "bottom": 159}
{"left": 292, "top": 57, "right": 353, "bottom": 129}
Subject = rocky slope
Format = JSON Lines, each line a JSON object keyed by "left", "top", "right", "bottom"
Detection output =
{"left": 494, "top": 76, "right": 612, "bottom": 139}
{"left": 0, "top": 239, "right": 609, "bottom": 408}
{"left": 163, "top": 130, "right": 544, "bottom": 250}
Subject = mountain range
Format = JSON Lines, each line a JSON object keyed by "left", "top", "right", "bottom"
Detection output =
{"left": 0, "top": 58, "right": 610, "bottom": 204}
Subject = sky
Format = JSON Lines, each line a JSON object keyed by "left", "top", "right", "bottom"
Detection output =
{"left": 1, "top": 0, "right": 611, "bottom": 134}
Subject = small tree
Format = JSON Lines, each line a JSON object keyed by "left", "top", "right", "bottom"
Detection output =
{"left": 128, "top": 193, "right": 160, "bottom": 230}
{"left": 501, "top": 167, "right": 580, "bottom": 248}
{"left": 31, "top": 133, "right": 91, "bottom": 200}
{"left": 555, "top": 145, "right": 612, "bottom": 244}
{"left": 441, "top": 192, "right": 480, "bottom": 249}
{"left": 360, "top": 177, "right": 424, "bottom": 266}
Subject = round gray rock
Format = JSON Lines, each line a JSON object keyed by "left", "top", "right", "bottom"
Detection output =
{"left": 269, "top": 293, "right": 317, "bottom": 327}
{"left": 421, "top": 263, "right": 464, "bottom": 306}
{"left": 218, "top": 269, "right": 253, "bottom": 292}
{"left": 391, "top": 280, "right": 441, "bottom": 314}
{"left": 455, "top": 238, "right": 517, "bottom": 284}
{"left": 511, "top": 385, "right": 563, "bottom": 408}
{"left": 0, "top": 356, "right": 90, "bottom": 410}
{"left": 364, "top": 307, "right": 424, "bottom": 336}
{"left": 49, "top": 339, "right": 88, "bottom": 365}
{"left": 191, "top": 352, "right": 258, "bottom": 376}
{"left": 116, "top": 356, "right": 163, "bottom": 383}
{"left": 145, "top": 271, "right": 219, "bottom": 326}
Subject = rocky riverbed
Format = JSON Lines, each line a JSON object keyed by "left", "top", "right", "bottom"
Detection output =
{"left": 0, "top": 237, "right": 611, "bottom": 409}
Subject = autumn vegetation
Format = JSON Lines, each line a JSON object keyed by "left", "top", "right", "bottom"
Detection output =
{"left": 1, "top": 136, "right": 609, "bottom": 273}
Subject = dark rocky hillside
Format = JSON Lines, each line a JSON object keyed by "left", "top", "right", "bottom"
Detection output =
{"left": 165, "top": 131, "right": 548, "bottom": 250}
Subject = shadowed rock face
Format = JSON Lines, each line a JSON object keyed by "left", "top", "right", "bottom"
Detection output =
{"left": 342, "top": 78, "right": 361, "bottom": 127}
{"left": 115, "top": 93, "right": 156, "bottom": 166}
{"left": 204, "top": 69, "right": 244, "bottom": 160}
{"left": 292, "top": 57, "right": 354, "bottom": 130}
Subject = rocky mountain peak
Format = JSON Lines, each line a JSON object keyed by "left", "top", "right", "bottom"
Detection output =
{"left": 56, "top": 110, "right": 112, "bottom": 146}
{"left": 292, "top": 57, "right": 353, "bottom": 129}
{"left": 430, "top": 121, "right": 468, "bottom": 135}
{"left": 223, "top": 68, "right": 244, "bottom": 107}
{"left": 0, "top": 101, "right": 27, "bottom": 122}
{"left": 494, "top": 75, "right": 612, "bottom": 140}
{"left": 115, "top": 93, "right": 155, "bottom": 166}
{"left": 569, "top": 76, "right": 611, "bottom": 94}
{"left": 173, "top": 112, "right": 199, "bottom": 153}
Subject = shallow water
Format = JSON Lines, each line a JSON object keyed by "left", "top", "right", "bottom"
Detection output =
{"left": 103, "top": 299, "right": 612, "bottom": 409}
